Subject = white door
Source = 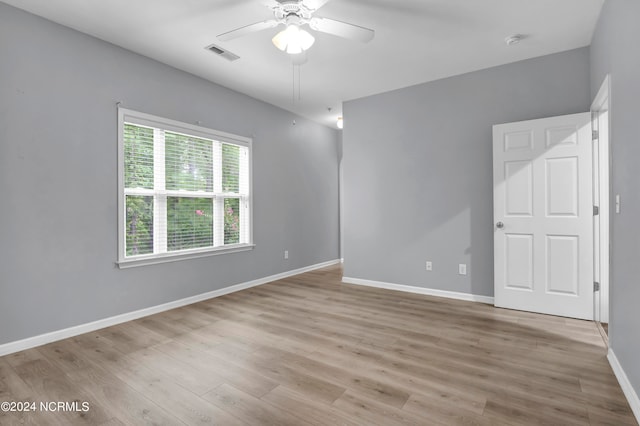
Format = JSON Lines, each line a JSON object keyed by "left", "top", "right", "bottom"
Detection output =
{"left": 493, "top": 112, "right": 593, "bottom": 320}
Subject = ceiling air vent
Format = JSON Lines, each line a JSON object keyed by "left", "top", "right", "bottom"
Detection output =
{"left": 205, "top": 44, "right": 240, "bottom": 62}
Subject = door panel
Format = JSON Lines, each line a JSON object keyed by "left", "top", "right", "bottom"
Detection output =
{"left": 546, "top": 157, "right": 578, "bottom": 216}
{"left": 493, "top": 112, "right": 593, "bottom": 320}
{"left": 546, "top": 126, "right": 578, "bottom": 146}
{"left": 505, "top": 161, "right": 533, "bottom": 216}
{"left": 505, "top": 130, "right": 533, "bottom": 151}
{"left": 505, "top": 234, "right": 534, "bottom": 290}
{"left": 546, "top": 235, "right": 579, "bottom": 295}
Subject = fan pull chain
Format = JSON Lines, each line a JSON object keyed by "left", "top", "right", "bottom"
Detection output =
{"left": 298, "top": 64, "right": 301, "bottom": 101}
{"left": 291, "top": 63, "right": 302, "bottom": 104}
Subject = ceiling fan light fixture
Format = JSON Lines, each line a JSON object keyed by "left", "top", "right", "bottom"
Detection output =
{"left": 272, "top": 25, "right": 315, "bottom": 54}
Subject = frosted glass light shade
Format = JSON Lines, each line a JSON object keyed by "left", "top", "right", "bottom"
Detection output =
{"left": 272, "top": 25, "right": 315, "bottom": 54}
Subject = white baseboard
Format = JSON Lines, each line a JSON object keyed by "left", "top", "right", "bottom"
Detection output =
{"left": 0, "top": 259, "right": 340, "bottom": 357}
{"left": 342, "top": 276, "right": 494, "bottom": 305}
{"left": 608, "top": 349, "right": 640, "bottom": 423}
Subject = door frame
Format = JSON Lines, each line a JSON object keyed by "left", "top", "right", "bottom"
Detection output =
{"left": 591, "top": 74, "right": 612, "bottom": 341}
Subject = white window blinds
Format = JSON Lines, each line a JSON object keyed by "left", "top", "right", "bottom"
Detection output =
{"left": 118, "top": 108, "right": 252, "bottom": 266}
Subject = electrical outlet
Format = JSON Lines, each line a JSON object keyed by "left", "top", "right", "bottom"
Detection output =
{"left": 284, "top": 250, "right": 289, "bottom": 260}
{"left": 458, "top": 264, "right": 467, "bottom": 275}
{"left": 425, "top": 261, "right": 433, "bottom": 271}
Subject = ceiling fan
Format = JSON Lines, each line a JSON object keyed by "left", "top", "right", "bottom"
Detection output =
{"left": 217, "top": 0, "right": 375, "bottom": 55}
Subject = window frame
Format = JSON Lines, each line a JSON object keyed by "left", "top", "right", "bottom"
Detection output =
{"left": 117, "top": 107, "right": 254, "bottom": 268}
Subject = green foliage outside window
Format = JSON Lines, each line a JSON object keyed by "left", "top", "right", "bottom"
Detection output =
{"left": 126, "top": 195, "right": 153, "bottom": 256}
{"left": 167, "top": 197, "right": 213, "bottom": 251}
{"left": 224, "top": 198, "right": 240, "bottom": 244}
{"left": 222, "top": 143, "right": 241, "bottom": 244}
{"left": 124, "top": 123, "right": 246, "bottom": 256}
{"left": 222, "top": 143, "right": 239, "bottom": 193}
{"left": 124, "top": 123, "right": 154, "bottom": 256}
{"left": 124, "top": 124, "right": 154, "bottom": 189}
{"left": 165, "top": 132, "right": 213, "bottom": 192}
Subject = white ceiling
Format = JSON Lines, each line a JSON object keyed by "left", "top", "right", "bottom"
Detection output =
{"left": 4, "top": 0, "right": 604, "bottom": 128}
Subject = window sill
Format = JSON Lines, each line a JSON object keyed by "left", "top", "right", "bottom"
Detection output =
{"left": 117, "top": 244, "right": 255, "bottom": 269}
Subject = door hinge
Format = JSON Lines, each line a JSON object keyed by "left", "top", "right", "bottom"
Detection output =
{"left": 592, "top": 130, "right": 599, "bottom": 140}
{"left": 593, "top": 205, "right": 599, "bottom": 216}
{"left": 594, "top": 282, "right": 601, "bottom": 292}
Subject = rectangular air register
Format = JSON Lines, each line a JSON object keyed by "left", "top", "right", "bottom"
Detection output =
{"left": 205, "top": 44, "right": 240, "bottom": 61}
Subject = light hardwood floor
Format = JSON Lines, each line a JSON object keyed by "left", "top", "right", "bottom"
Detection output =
{"left": 0, "top": 265, "right": 636, "bottom": 425}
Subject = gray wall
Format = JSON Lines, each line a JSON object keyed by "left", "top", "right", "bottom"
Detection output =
{"left": 590, "top": 0, "right": 640, "bottom": 401}
{"left": 0, "top": 3, "right": 339, "bottom": 345}
{"left": 342, "top": 48, "right": 591, "bottom": 297}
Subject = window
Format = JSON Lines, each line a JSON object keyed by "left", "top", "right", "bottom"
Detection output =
{"left": 117, "top": 108, "right": 253, "bottom": 267}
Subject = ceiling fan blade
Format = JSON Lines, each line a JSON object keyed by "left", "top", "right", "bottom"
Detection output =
{"left": 302, "top": 0, "right": 331, "bottom": 11}
{"left": 309, "top": 17, "right": 374, "bottom": 43}
{"left": 258, "top": 0, "right": 281, "bottom": 9}
{"left": 217, "top": 20, "right": 279, "bottom": 42}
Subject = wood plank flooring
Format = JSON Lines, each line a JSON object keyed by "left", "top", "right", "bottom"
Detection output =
{"left": 0, "top": 265, "right": 636, "bottom": 425}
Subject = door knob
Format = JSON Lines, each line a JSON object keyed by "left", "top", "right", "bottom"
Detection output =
{"left": 496, "top": 221, "right": 504, "bottom": 229}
